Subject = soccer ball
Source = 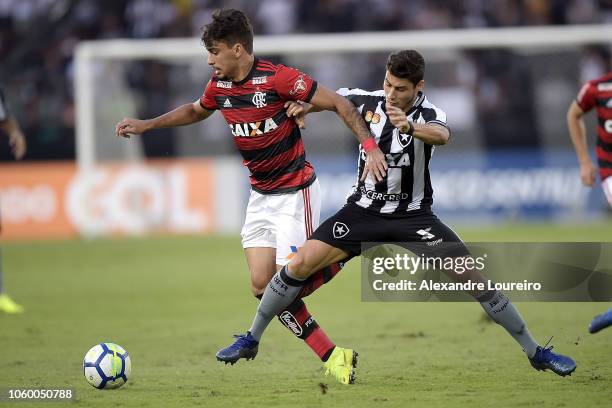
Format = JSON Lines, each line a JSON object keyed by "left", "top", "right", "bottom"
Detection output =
{"left": 83, "top": 343, "right": 131, "bottom": 389}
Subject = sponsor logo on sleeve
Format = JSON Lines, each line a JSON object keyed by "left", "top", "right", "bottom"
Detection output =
{"left": 289, "top": 75, "right": 307, "bottom": 96}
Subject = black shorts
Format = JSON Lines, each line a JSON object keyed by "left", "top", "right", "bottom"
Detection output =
{"left": 310, "top": 202, "right": 468, "bottom": 258}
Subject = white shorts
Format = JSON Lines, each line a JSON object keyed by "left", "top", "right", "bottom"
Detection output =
{"left": 241, "top": 179, "right": 321, "bottom": 266}
{"left": 603, "top": 176, "right": 612, "bottom": 208}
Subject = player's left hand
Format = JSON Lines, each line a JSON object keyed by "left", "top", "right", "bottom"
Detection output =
{"left": 9, "top": 129, "right": 26, "bottom": 160}
{"left": 385, "top": 102, "right": 410, "bottom": 133}
{"left": 284, "top": 101, "right": 306, "bottom": 129}
{"left": 361, "top": 147, "right": 387, "bottom": 183}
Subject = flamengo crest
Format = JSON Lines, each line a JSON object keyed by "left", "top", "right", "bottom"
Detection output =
{"left": 252, "top": 92, "right": 267, "bottom": 108}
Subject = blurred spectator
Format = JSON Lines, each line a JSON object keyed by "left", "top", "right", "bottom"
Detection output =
{"left": 469, "top": 49, "right": 542, "bottom": 149}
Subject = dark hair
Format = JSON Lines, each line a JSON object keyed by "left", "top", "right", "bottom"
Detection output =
{"left": 386, "top": 50, "right": 425, "bottom": 85}
{"left": 201, "top": 9, "right": 254, "bottom": 54}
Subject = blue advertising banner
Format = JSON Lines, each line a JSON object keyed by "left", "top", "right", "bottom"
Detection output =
{"left": 310, "top": 149, "right": 607, "bottom": 222}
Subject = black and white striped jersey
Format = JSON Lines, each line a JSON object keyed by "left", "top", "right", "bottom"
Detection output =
{"left": 338, "top": 87, "right": 448, "bottom": 215}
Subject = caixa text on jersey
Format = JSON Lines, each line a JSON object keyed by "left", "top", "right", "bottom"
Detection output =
{"left": 229, "top": 117, "right": 279, "bottom": 137}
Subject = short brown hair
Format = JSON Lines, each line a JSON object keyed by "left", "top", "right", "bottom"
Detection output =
{"left": 386, "top": 50, "right": 425, "bottom": 86}
{"left": 201, "top": 9, "right": 254, "bottom": 54}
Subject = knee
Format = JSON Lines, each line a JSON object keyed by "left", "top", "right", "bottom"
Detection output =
{"left": 251, "top": 286, "right": 264, "bottom": 298}
{"left": 250, "top": 275, "right": 268, "bottom": 297}
{"left": 288, "top": 252, "right": 315, "bottom": 280}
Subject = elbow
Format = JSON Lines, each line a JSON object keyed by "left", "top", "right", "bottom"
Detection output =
{"left": 192, "top": 107, "right": 208, "bottom": 122}
{"left": 566, "top": 103, "right": 583, "bottom": 126}
{"left": 435, "top": 130, "right": 450, "bottom": 145}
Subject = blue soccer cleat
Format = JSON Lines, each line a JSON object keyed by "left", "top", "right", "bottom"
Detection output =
{"left": 588, "top": 308, "right": 612, "bottom": 334}
{"left": 216, "top": 332, "right": 259, "bottom": 365}
{"left": 529, "top": 344, "right": 576, "bottom": 377}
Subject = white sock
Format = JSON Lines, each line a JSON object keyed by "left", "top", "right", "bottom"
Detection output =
{"left": 478, "top": 290, "right": 539, "bottom": 358}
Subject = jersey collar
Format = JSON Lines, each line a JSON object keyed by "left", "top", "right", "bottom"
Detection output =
{"left": 406, "top": 91, "right": 424, "bottom": 115}
{"left": 233, "top": 57, "right": 258, "bottom": 86}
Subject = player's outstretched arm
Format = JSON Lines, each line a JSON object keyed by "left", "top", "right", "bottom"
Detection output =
{"left": 385, "top": 103, "right": 449, "bottom": 145}
{"left": 116, "top": 100, "right": 213, "bottom": 138}
{"left": 567, "top": 100, "right": 596, "bottom": 186}
{"left": 308, "top": 85, "right": 387, "bottom": 182}
{"left": 0, "top": 115, "right": 27, "bottom": 160}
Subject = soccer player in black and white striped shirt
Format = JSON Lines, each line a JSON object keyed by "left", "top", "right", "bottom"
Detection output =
{"left": 339, "top": 84, "right": 446, "bottom": 214}
{"left": 218, "top": 50, "right": 576, "bottom": 379}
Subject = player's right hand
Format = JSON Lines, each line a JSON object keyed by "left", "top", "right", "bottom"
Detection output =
{"left": 115, "top": 118, "right": 149, "bottom": 138}
{"left": 580, "top": 161, "right": 597, "bottom": 187}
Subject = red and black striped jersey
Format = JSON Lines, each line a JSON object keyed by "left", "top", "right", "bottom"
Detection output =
{"left": 576, "top": 71, "right": 612, "bottom": 180}
{"left": 200, "top": 58, "right": 318, "bottom": 194}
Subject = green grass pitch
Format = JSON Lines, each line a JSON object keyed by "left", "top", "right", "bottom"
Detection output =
{"left": 1, "top": 221, "right": 611, "bottom": 407}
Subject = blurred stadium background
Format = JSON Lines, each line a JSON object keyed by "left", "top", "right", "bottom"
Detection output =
{"left": 2, "top": 2, "right": 612, "bottom": 407}
{"left": 0, "top": 0, "right": 611, "bottom": 240}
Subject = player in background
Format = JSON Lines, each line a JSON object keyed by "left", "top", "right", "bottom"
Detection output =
{"left": 567, "top": 71, "right": 612, "bottom": 333}
{"left": 567, "top": 71, "right": 612, "bottom": 206}
{"left": 219, "top": 50, "right": 577, "bottom": 380}
{"left": 116, "top": 9, "right": 386, "bottom": 384}
{"left": 0, "top": 86, "right": 26, "bottom": 314}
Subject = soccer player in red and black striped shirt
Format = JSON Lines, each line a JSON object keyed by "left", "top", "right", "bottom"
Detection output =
{"left": 568, "top": 71, "right": 612, "bottom": 207}
{"left": 116, "top": 8, "right": 386, "bottom": 384}
{"left": 199, "top": 53, "right": 317, "bottom": 194}
{"left": 568, "top": 71, "right": 612, "bottom": 334}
